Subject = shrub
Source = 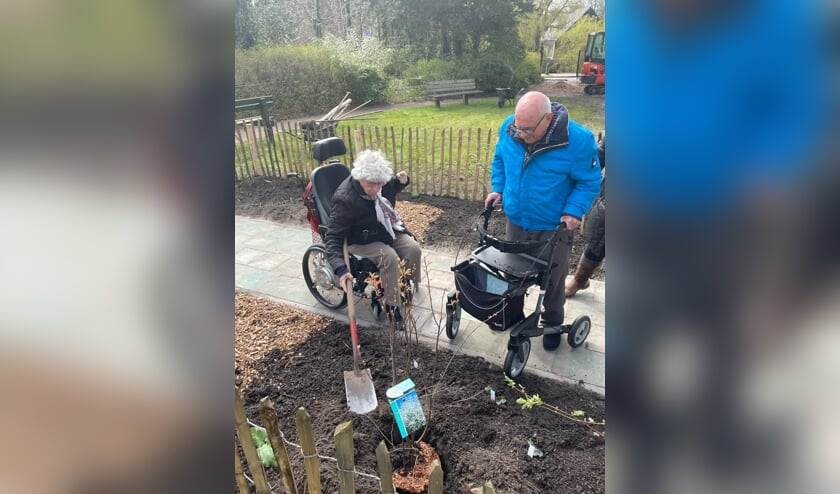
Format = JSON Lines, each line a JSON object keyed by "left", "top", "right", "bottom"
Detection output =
{"left": 235, "top": 42, "right": 391, "bottom": 118}
{"left": 340, "top": 67, "right": 388, "bottom": 105}
{"left": 403, "top": 58, "right": 466, "bottom": 82}
{"left": 320, "top": 34, "right": 393, "bottom": 72}
{"left": 236, "top": 45, "right": 345, "bottom": 118}
{"left": 471, "top": 57, "right": 514, "bottom": 92}
{"left": 514, "top": 52, "right": 542, "bottom": 89}
{"left": 383, "top": 78, "right": 425, "bottom": 104}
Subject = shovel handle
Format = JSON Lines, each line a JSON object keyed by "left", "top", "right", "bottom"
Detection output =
{"left": 342, "top": 241, "right": 362, "bottom": 366}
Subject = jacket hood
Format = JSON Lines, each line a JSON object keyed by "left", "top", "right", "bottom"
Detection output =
{"left": 507, "top": 102, "right": 570, "bottom": 148}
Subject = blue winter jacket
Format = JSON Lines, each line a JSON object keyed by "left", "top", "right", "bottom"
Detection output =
{"left": 490, "top": 103, "right": 602, "bottom": 231}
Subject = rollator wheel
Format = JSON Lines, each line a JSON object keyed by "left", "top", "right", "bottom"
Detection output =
{"left": 302, "top": 244, "right": 347, "bottom": 309}
{"left": 504, "top": 339, "right": 531, "bottom": 379}
{"left": 445, "top": 299, "right": 461, "bottom": 339}
{"left": 567, "top": 315, "right": 591, "bottom": 348}
{"left": 371, "top": 300, "right": 383, "bottom": 320}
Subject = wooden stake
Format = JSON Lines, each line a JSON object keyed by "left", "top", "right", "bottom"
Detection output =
{"left": 375, "top": 441, "right": 395, "bottom": 494}
{"left": 428, "top": 459, "right": 443, "bottom": 494}
{"left": 295, "top": 407, "right": 322, "bottom": 494}
{"left": 334, "top": 421, "right": 356, "bottom": 494}
{"left": 234, "top": 387, "right": 271, "bottom": 494}
{"left": 259, "top": 397, "right": 299, "bottom": 494}
{"left": 234, "top": 442, "right": 250, "bottom": 494}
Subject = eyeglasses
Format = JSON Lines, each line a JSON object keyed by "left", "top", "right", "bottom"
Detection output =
{"left": 512, "top": 112, "right": 549, "bottom": 136}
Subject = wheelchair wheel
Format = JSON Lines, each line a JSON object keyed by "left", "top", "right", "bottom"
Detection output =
{"left": 504, "top": 339, "right": 531, "bottom": 379}
{"left": 445, "top": 299, "right": 461, "bottom": 339}
{"left": 567, "top": 315, "right": 591, "bottom": 348}
{"left": 302, "top": 244, "right": 347, "bottom": 309}
{"left": 371, "top": 300, "right": 383, "bottom": 320}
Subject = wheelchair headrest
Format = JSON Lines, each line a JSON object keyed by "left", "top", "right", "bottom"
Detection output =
{"left": 309, "top": 163, "right": 350, "bottom": 228}
{"left": 312, "top": 136, "right": 347, "bottom": 162}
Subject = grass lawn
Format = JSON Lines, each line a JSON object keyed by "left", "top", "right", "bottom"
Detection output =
{"left": 341, "top": 94, "right": 604, "bottom": 134}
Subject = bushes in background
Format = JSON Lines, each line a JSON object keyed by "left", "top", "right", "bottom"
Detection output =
{"left": 235, "top": 39, "right": 394, "bottom": 118}
{"left": 235, "top": 41, "right": 547, "bottom": 119}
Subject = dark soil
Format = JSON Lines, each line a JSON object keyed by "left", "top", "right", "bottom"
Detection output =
{"left": 236, "top": 293, "right": 605, "bottom": 493}
{"left": 235, "top": 176, "right": 605, "bottom": 280}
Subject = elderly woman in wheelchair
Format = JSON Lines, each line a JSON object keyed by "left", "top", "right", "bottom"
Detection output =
{"left": 301, "top": 139, "right": 420, "bottom": 326}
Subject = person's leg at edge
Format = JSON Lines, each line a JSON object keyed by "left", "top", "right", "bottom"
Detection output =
{"left": 506, "top": 220, "right": 572, "bottom": 326}
{"left": 347, "top": 241, "right": 402, "bottom": 320}
{"left": 391, "top": 232, "right": 422, "bottom": 285}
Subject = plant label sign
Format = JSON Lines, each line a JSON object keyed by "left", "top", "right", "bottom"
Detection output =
{"left": 386, "top": 378, "right": 426, "bottom": 439}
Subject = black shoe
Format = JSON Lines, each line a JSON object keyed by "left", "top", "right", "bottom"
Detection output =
{"left": 385, "top": 305, "right": 403, "bottom": 326}
{"left": 543, "top": 333, "right": 562, "bottom": 351}
{"left": 541, "top": 320, "right": 566, "bottom": 351}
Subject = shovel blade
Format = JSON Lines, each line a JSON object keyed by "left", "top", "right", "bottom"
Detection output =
{"left": 344, "top": 368, "right": 378, "bottom": 414}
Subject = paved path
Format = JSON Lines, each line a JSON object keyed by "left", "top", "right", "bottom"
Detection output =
{"left": 235, "top": 216, "right": 605, "bottom": 394}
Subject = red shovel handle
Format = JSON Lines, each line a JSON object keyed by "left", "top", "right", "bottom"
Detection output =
{"left": 342, "top": 242, "right": 362, "bottom": 366}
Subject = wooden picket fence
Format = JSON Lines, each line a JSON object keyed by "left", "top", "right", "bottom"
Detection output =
{"left": 234, "top": 387, "right": 498, "bottom": 494}
{"left": 234, "top": 120, "right": 497, "bottom": 201}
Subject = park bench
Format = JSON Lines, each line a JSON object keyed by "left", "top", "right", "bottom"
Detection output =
{"left": 425, "top": 79, "right": 483, "bottom": 108}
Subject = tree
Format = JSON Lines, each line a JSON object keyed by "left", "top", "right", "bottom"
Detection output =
{"left": 388, "top": 0, "right": 531, "bottom": 60}
{"left": 252, "top": 0, "right": 295, "bottom": 45}
{"left": 551, "top": 14, "right": 604, "bottom": 72}
{"left": 519, "top": 0, "right": 572, "bottom": 54}
{"left": 236, "top": 0, "right": 257, "bottom": 49}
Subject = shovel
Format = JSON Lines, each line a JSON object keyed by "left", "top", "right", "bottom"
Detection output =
{"left": 342, "top": 242, "right": 378, "bottom": 414}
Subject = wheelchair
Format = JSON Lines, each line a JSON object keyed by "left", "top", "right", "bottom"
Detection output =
{"left": 301, "top": 137, "right": 386, "bottom": 319}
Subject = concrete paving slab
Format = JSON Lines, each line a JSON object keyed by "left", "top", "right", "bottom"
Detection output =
{"left": 241, "top": 237, "right": 293, "bottom": 255}
{"left": 235, "top": 263, "right": 277, "bottom": 289}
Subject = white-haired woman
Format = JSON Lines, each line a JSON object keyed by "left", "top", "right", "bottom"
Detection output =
{"left": 324, "top": 149, "right": 421, "bottom": 325}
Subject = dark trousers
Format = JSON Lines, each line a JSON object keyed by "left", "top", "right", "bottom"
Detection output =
{"left": 505, "top": 221, "right": 573, "bottom": 324}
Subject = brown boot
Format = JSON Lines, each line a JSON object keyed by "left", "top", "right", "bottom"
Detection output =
{"left": 565, "top": 254, "right": 600, "bottom": 297}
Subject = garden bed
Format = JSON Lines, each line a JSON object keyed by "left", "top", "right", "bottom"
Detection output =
{"left": 235, "top": 292, "right": 605, "bottom": 493}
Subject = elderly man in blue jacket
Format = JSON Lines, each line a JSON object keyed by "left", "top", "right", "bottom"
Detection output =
{"left": 485, "top": 91, "right": 602, "bottom": 335}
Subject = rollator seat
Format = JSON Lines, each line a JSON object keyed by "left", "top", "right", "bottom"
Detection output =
{"left": 472, "top": 244, "right": 548, "bottom": 281}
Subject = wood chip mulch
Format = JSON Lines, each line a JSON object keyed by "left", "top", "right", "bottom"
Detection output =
{"left": 235, "top": 292, "right": 330, "bottom": 388}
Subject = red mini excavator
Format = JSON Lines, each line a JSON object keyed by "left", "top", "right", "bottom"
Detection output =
{"left": 579, "top": 31, "right": 605, "bottom": 95}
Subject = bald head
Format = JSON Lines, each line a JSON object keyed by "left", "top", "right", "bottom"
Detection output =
{"left": 513, "top": 91, "right": 552, "bottom": 143}
{"left": 516, "top": 91, "right": 551, "bottom": 114}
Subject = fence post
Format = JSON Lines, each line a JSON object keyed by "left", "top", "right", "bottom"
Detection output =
{"left": 244, "top": 124, "right": 264, "bottom": 176}
{"left": 447, "top": 127, "right": 454, "bottom": 196}
{"left": 353, "top": 128, "right": 364, "bottom": 154}
{"left": 234, "top": 125, "right": 251, "bottom": 179}
{"left": 407, "top": 128, "right": 414, "bottom": 196}
{"left": 391, "top": 126, "right": 398, "bottom": 168}
{"left": 423, "top": 128, "right": 430, "bottom": 195}
{"left": 473, "top": 128, "right": 482, "bottom": 200}
{"left": 259, "top": 397, "right": 299, "bottom": 494}
{"left": 234, "top": 441, "right": 250, "bottom": 494}
{"left": 464, "top": 128, "right": 473, "bottom": 200}
{"left": 234, "top": 387, "right": 271, "bottom": 494}
{"left": 483, "top": 479, "right": 497, "bottom": 493}
{"left": 334, "top": 421, "right": 356, "bottom": 494}
{"left": 454, "top": 129, "right": 463, "bottom": 199}
{"left": 295, "top": 407, "right": 323, "bottom": 494}
{"left": 375, "top": 441, "right": 395, "bottom": 494}
{"left": 428, "top": 459, "right": 443, "bottom": 494}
